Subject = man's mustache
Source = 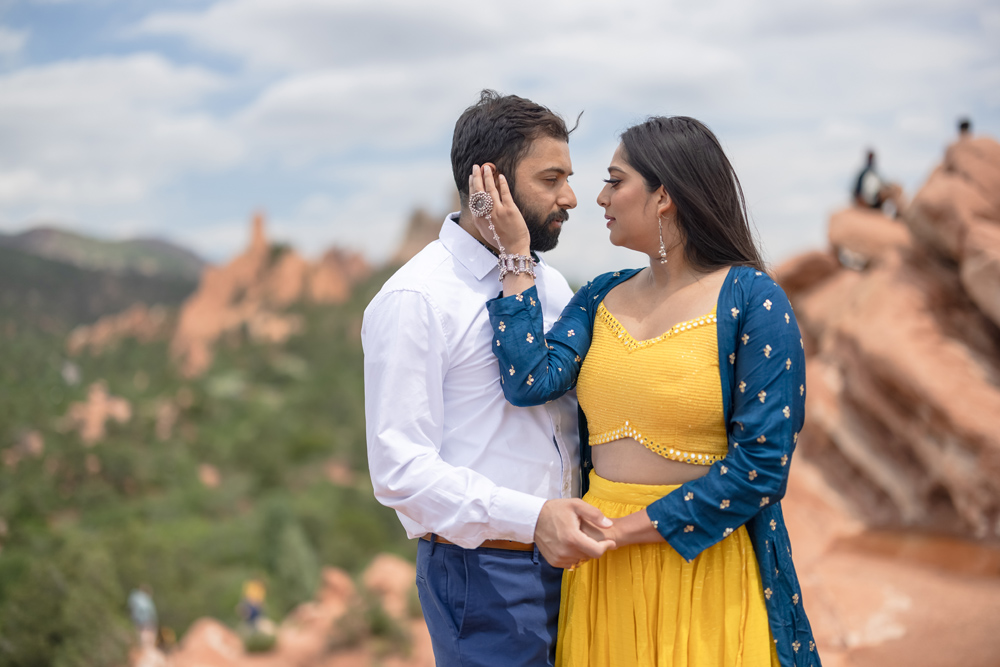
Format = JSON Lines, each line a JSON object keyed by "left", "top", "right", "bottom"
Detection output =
{"left": 547, "top": 210, "right": 569, "bottom": 224}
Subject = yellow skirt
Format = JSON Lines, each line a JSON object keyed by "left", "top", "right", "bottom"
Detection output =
{"left": 556, "top": 473, "right": 779, "bottom": 667}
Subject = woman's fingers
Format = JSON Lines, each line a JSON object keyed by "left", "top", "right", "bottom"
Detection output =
{"left": 498, "top": 173, "right": 513, "bottom": 207}
{"left": 483, "top": 165, "right": 501, "bottom": 205}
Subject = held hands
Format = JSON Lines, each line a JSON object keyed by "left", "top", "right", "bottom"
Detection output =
{"left": 469, "top": 164, "right": 530, "bottom": 256}
{"left": 533, "top": 498, "right": 617, "bottom": 569}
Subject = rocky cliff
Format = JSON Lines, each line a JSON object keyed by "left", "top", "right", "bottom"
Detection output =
{"left": 169, "top": 213, "right": 371, "bottom": 376}
{"left": 777, "top": 134, "right": 1000, "bottom": 539}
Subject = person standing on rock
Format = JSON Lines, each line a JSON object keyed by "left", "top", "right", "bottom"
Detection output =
{"left": 363, "top": 90, "right": 615, "bottom": 666}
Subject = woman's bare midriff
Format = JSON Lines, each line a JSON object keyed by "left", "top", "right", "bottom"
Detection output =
{"left": 592, "top": 437, "right": 712, "bottom": 485}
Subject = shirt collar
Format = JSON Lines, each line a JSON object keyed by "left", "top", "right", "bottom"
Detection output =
{"left": 438, "top": 212, "right": 501, "bottom": 282}
{"left": 438, "top": 211, "right": 549, "bottom": 282}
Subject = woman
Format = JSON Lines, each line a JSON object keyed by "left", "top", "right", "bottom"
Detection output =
{"left": 470, "top": 116, "right": 820, "bottom": 666}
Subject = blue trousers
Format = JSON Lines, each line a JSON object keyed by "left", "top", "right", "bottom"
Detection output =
{"left": 416, "top": 537, "right": 562, "bottom": 667}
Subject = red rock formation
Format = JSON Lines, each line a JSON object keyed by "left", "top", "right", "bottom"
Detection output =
{"left": 776, "top": 135, "right": 1000, "bottom": 538}
{"left": 170, "top": 213, "right": 371, "bottom": 377}
{"left": 67, "top": 304, "right": 169, "bottom": 356}
{"left": 159, "top": 557, "right": 432, "bottom": 667}
{"left": 61, "top": 381, "right": 132, "bottom": 445}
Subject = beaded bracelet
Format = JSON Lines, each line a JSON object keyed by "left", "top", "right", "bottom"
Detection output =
{"left": 498, "top": 253, "right": 536, "bottom": 281}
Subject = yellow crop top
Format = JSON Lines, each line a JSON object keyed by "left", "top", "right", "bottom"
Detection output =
{"left": 576, "top": 303, "right": 728, "bottom": 465}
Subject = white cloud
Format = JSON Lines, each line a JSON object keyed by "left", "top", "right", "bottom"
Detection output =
{"left": 0, "top": 53, "right": 243, "bottom": 210}
{"left": 0, "top": 26, "right": 27, "bottom": 56}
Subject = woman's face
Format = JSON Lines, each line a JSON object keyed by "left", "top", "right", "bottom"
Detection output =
{"left": 597, "top": 143, "right": 663, "bottom": 254}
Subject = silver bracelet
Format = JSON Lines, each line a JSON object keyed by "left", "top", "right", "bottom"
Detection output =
{"left": 498, "top": 253, "right": 536, "bottom": 282}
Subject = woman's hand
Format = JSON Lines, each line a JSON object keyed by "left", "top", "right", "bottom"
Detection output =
{"left": 469, "top": 164, "right": 531, "bottom": 256}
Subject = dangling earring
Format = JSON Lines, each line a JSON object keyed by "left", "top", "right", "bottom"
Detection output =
{"left": 658, "top": 217, "right": 668, "bottom": 264}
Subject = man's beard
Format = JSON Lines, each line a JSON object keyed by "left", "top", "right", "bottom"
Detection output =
{"left": 513, "top": 191, "right": 568, "bottom": 253}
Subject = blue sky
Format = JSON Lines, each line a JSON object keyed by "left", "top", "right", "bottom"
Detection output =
{"left": 0, "top": 0, "right": 997, "bottom": 282}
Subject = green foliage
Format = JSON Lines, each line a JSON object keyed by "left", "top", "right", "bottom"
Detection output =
{"left": 0, "top": 269, "right": 416, "bottom": 657}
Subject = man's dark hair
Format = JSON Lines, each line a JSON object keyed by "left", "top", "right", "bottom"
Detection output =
{"left": 620, "top": 116, "right": 765, "bottom": 272}
{"left": 451, "top": 90, "right": 570, "bottom": 205}
{"left": 959, "top": 118, "right": 972, "bottom": 134}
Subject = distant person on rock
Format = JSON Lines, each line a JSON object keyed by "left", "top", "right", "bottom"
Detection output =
{"left": 364, "top": 90, "right": 614, "bottom": 666}
{"left": 958, "top": 117, "right": 972, "bottom": 138}
{"left": 238, "top": 579, "right": 266, "bottom": 631}
{"left": 853, "top": 149, "right": 903, "bottom": 217}
{"left": 128, "top": 585, "right": 158, "bottom": 647}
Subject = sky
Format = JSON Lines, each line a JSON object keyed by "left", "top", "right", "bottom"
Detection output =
{"left": 0, "top": 0, "right": 997, "bottom": 283}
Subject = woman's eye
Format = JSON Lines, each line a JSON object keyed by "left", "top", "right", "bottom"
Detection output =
{"left": 603, "top": 178, "right": 622, "bottom": 187}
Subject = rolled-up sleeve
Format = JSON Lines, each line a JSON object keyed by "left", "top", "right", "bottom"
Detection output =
{"left": 647, "top": 277, "right": 807, "bottom": 561}
{"left": 363, "top": 289, "right": 546, "bottom": 547}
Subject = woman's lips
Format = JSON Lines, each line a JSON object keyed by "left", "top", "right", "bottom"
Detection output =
{"left": 605, "top": 216, "right": 615, "bottom": 228}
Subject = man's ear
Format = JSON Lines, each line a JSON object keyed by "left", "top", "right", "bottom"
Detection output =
{"left": 482, "top": 162, "right": 501, "bottom": 189}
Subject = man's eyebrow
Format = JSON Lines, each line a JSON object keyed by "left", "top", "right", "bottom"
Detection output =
{"left": 538, "top": 166, "right": 573, "bottom": 176}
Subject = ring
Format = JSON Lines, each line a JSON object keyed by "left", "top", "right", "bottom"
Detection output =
{"left": 469, "top": 190, "right": 493, "bottom": 218}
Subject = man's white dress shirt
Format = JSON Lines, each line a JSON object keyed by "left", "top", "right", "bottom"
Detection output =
{"left": 363, "top": 213, "right": 580, "bottom": 549}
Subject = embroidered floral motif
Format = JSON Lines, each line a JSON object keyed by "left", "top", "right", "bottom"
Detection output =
{"left": 764, "top": 344, "right": 772, "bottom": 358}
{"left": 792, "top": 593, "right": 800, "bottom": 605}
{"left": 783, "top": 406, "right": 791, "bottom": 418}
{"left": 770, "top": 519, "right": 777, "bottom": 530}
{"left": 785, "top": 358, "right": 792, "bottom": 370}
{"left": 731, "top": 307, "right": 740, "bottom": 318}
{"left": 526, "top": 333, "right": 534, "bottom": 343}
{"left": 755, "top": 271, "right": 762, "bottom": 276}
{"left": 785, "top": 313, "right": 790, "bottom": 324}
{"left": 781, "top": 454, "right": 788, "bottom": 466}
{"left": 515, "top": 294, "right": 524, "bottom": 302}
{"left": 739, "top": 381, "right": 747, "bottom": 393}
{"left": 720, "top": 499, "right": 730, "bottom": 509}
{"left": 720, "top": 465, "right": 728, "bottom": 475}
{"left": 723, "top": 527, "right": 734, "bottom": 537}
{"left": 684, "top": 525, "right": 694, "bottom": 533}
{"left": 496, "top": 340, "right": 501, "bottom": 346}
{"left": 498, "top": 321, "right": 506, "bottom": 332}
{"left": 760, "top": 496, "right": 770, "bottom": 507}
{"left": 742, "top": 333, "right": 750, "bottom": 345}
{"left": 575, "top": 355, "right": 581, "bottom": 362}
{"left": 793, "top": 431, "right": 799, "bottom": 443}
{"left": 613, "top": 271, "right": 621, "bottom": 277}
{"left": 809, "top": 641, "right": 816, "bottom": 652}
{"left": 792, "top": 641, "right": 801, "bottom": 653}
{"left": 749, "top": 470, "right": 758, "bottom": 480}
{"left": 684, "top": 492, "right": 694, "bottom": 501}
{"left": 567, "top": 330, "right": 575, "bottom": 337}
{"left": 764, "top": 588, "right": 772, "bottom": 600}
{"left": 526, "top": 375, "right": 534, "bottom": 386}
{"left": 509, "top": 365, "right": 516, "bottom": 376}
{"left": 729, "top": 353, "right": 736, "bottom": 365}
{"left": 758, "top": 390, "right": 767, "bottom": 403}
{"left": 529, "top": 297, "right": 536, "bottom": 307}
{"left": 757, "top": 435, "right": 766, "bottom": 443}
{"left": 763, "top": 299, "right": 772, "bottom": 310}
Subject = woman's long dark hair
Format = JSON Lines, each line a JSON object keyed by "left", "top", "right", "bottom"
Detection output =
{"left": 620, "top": 116, "right": 765, "bottom": 272}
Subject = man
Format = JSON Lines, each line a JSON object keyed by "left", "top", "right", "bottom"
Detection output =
{"left": 853, "top": 149, "right": 886, "bottom": 209}
{"left": 363, "top": 90, "right": 614, "bottom": 666}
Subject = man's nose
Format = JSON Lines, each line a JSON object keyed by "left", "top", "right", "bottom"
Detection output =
{"left": 559, "top": 182, "right": 578, "bottom": 209}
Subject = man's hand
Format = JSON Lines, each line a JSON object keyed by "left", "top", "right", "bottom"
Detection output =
{"left": 533, "top": 498, "right": 616, "bottom": 569}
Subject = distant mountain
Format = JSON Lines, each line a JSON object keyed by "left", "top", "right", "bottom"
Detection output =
{"left": 0, "top": 244, "right": 198, "bottom": 331}
{"left": 0, "top": 226, "right": 205, "bottom": 280}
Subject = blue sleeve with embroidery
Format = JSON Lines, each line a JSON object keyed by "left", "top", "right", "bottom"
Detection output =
{"left": 485, "top": 283, "right": 595, "bottom": 407}
{"left": 647, "top": 276, "right": 807, "bottom": 561}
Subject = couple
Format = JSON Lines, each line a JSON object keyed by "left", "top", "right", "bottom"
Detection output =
{"left": 363, "top": 90, "right": 819, "bottom": 667}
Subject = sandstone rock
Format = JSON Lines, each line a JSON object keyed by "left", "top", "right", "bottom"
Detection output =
{"left": 960, "top": 220, "right": 1000, "bottom": 328}
{"left": 391, "top": 208, "right": 444, "bottom": 266}
{"left": 780, "top": 134, "right": 1000, "bottom": 539}
{"left": 67, "top": 303, "right": 169, "bottom": 356}
{"left": 170, "top": 213, "right": 371, "bottom": 377}
{"left": 361, "top": 554, "right": 416, "bottom": 622}
{"left": 62, "top": 381, "right": 132, "bottom": 445}
{"left": 172, "top": 618, "right": 244, "bottom": 666}
{"left": 827, "top": 207, "right": 911, "bottom": 269}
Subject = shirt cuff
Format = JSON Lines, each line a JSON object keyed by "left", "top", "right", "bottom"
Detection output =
{"left": 488, "top": 486, "right": 548, "bottom": 544}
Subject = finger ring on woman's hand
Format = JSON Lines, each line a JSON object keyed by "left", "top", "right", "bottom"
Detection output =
{"left": 469, "top": 191, "right": 493, "bottom": 218}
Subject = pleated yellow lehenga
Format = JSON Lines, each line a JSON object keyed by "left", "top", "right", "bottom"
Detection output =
{"left": 559, "top": 305, "right": 780, "bottom": 667}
